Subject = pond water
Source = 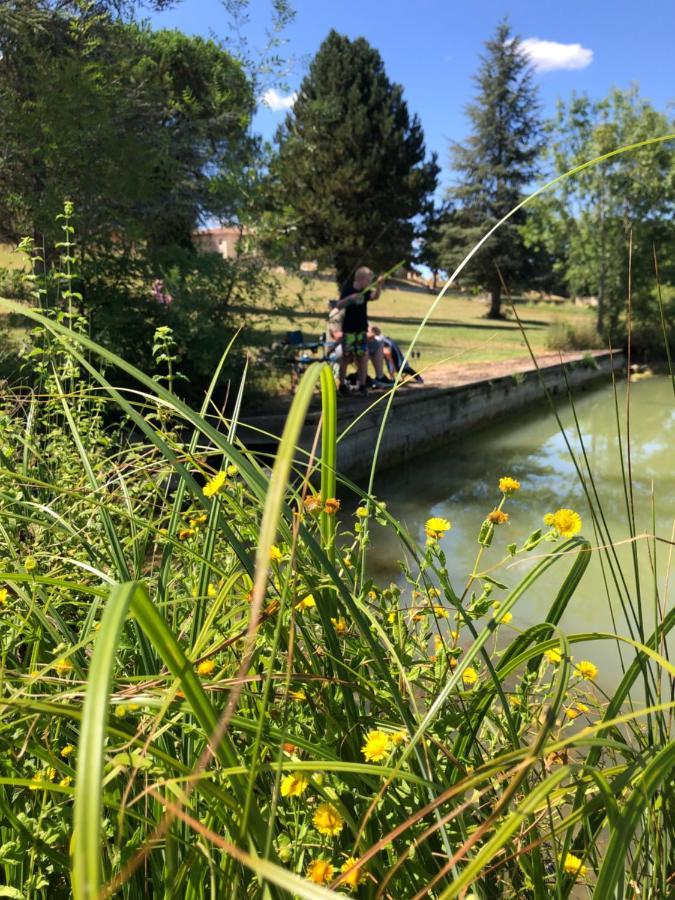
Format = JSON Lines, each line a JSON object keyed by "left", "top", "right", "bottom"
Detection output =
{"left": 366, "top": 375, "right": 674, "bottom": 692}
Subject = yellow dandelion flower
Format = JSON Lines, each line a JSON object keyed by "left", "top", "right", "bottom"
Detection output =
{"left": 498, "top": 611, "right": 513, "bottom": 624}
{"left": 425, "top": 517, "right": 451, "bottom": 540}
{"left": 576, "top": 660, "right": 598, "bottom": 681}
{"left": 0, "top": 587, "right": 8, "bottom": 606}
{"left": 207, "top": 584, "right": 217, "bottom": 598}
{"left": 30, "top": 768, "right": 55, "bottom": 789}
{"left": 368, "top": 590, "right": 378, "bottom": 600}
{"left": 566, "top": 702, "right": 590, "bottom": 720}
{"left": 361, "top": 729, "right": 392, "bottom": 762}
{"left": 432, "top": 605, "right": 449, "bottom": 619}
{"left": 59, "top": 775, "right": 73, "bottom": 788}
{"left": 269, "top": 545, "right": 283, "bottom": 563}
{"left": 324, "top": 497, "right": 341, "bottom": 515}
{"left": 340, "top": 856, "right": 365, "bottom": 890}
{"left": 289, "top": 689, "right": 307, "bottom": 701}
{"left": 561, "top": 852, "right": 587, "bottom": 878}
{"left": 545, "top": 648, "right": 563, "bottom": 665}
{"left": 115, "top": 705, "right": 127, "bottom": 718}
{"left": 306, "top": 859, "right": 334, "bottom": 885}
{"left": 25, "top": 556, "right": 37, "bottom": 572}
{"left": 313, "top": 802, "right": 344, "bottom": 837}
{"left": 61, "top": 744, "right": 75, "bottom": 758}
{"left": 202, "top": 471, "right": 227, "bottom": 498}
{"left": 487, "top": 509, "right": 509, "bottom": 525}
{"left": 355, "top": 506, "right": 368, "bottom": 518}
{"left": 331, "top": 616, "right": 347, "bottom": 636}
{"left": 391, "top": 730, "right": 408, "bottom": 745}
{"left": 462, "top": 667, "right": 479, "bottom": 686}
{"left": 280, "top": 771, "right": 309, "bottom": 798}
{"left": 55, "top": 658, "right": 73, "bottom": 677}
{"left": 499, "top": 477, "right": 520, "bottom": 494}
{"left": 544, "top": 508, "right": 582, "bottom": 538}
{"left": 196, "top": 659, "right": 215, "bottom": 677}
{"left": 295, "top": 594, "right": 316, "bottom": 612}
{"left": 428, "top": 587, "right": 441, "bottom": 598}
{"left": 189, "top": 513, "right": 207, "bottom": 528}
{"left": 387, "top": 611, "right": 396, "bottom": 624}
{"left": 178, "top": 527, "right": 195, "bottom": 541}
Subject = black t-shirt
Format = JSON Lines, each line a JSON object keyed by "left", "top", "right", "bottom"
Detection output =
{"left": 340, "top": 282, "right": 370, "bottom": 333}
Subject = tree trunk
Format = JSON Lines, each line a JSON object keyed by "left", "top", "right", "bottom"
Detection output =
{"left": 487, "top": 283, "right": 502, "bottom": 319}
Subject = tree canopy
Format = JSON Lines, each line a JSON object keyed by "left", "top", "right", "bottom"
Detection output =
{"left": 524, "top": 87, "right": 675, "bottom": 339}
{"left": 270, "top": 29, "right": 438, "bottom": 286}
{"left": 0, "top": 5, "right": 255, "bottom": 254}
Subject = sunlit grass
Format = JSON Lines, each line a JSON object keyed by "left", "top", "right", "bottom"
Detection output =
{"left": 256, "top": 274, "right": 598, "bottom": 368}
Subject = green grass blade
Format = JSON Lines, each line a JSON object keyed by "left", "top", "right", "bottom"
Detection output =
{"left": 71, "top": 581, "right": 135, "bottom": 900}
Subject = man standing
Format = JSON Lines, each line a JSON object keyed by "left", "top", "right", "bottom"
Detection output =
{"left": 336, "top": 266, "right": 384, "bottom": 394}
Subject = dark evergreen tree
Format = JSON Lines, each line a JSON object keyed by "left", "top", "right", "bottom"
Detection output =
{"left": 416, "top": 201, "right": 450, "bottom": 289}
{"left": 440, "top": 19, "right": 543, "bottom": 318}
{"left": 271, "top": 30, "right": 438, "bottom": 286}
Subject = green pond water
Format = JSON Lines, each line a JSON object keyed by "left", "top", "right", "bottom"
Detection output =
{"left": 367, "top": 375, "right": 674, "bottom": 691}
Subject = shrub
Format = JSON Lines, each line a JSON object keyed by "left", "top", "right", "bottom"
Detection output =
{"left": 546, "top": 318, "right": 603, "bottom": 351}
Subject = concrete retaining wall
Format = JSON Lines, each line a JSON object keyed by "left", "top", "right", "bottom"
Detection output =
{"left": 241, "top": 351, "right": 624, "bottom": 481}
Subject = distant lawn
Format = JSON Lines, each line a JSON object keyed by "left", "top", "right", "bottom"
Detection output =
{"left": 253, "top": 274, "right": 598, "bottom": 368}
{"left": 0, "top": 247, "right": 598, "bottom": 386}
{"left": 0, "top": 244, "right": 21, "bottom": 269}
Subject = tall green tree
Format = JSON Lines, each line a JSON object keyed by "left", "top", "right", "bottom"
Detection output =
{"left": 0, "top": 6, "right": 255, "bottom": 252}
{"left": 0, "top": 1, "right": 290, "bottom": 396}
{"left": 270, "top": 30, "right": 438, "bottom": 286}
{"left": 439, "top": 19, "right": 542, "bottom": 318}
{"left": 416, "top": 201, "right": 450, "bottom": 290}
{"left": 523, "top": 87, "right": 675, "bottom": 338}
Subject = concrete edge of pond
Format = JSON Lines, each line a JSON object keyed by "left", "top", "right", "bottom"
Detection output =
{"left": 239, "top": 350, "right": 625, "bottom": 480}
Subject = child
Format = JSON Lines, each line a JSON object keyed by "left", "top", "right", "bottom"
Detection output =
{"left": 336, "top": 266, "right": 383, "bottom": 394}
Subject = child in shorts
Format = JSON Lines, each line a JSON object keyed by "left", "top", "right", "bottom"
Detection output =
{"left": 335, "top": 266, "right": 383, "bottom": 394}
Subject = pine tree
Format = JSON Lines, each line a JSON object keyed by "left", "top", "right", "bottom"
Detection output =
{"left": 441, "top": 19, "right": 542, "bottom": 318}
{"left": 271, "top": 30, "right": 438, "bottom": 286}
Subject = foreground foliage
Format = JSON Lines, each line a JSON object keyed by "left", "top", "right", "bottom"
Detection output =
{"left": 0, "top": 292, "right": 672, "bottom": 899}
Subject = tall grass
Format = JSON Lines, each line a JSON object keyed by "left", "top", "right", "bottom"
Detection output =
{"left": 1, "top": 135, "right": 674, "bottom": 896}
{"left": 0, "top": 293, "right": 672, "bottom": 898}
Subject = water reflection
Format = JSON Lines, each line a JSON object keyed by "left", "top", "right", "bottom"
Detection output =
{"left": 366, "top": 377, "right": 674, "bottom": 690}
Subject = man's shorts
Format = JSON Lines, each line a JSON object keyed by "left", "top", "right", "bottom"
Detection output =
{"left": 341, "top": 331, "right": 367, "bottom": 357}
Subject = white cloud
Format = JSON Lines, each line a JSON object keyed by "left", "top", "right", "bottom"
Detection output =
{"left": 520, "top": 38, "right": 593, "bottom": 73}
{"left": 261, "top": 88, "right": 297, "bottom": 112}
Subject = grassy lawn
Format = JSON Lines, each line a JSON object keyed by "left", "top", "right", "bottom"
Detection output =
{"left": 0, "top": 243, "right": 21, "bottom": 269}
{"left": 1, "top": 239, "right": 598, "bottom": 387}
{"left": 256, "top": 274, "right": 598, "bottom": 368}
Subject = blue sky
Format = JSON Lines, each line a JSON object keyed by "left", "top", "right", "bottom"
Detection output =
{"left": 151, "top": 0, "right": 675, "bottom": 187}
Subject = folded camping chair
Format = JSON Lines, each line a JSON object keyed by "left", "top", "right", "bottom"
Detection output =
{"left": 284, "top": 330, "right": 325, "bottom": 390}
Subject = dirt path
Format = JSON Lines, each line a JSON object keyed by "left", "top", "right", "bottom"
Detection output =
{"left": 418, "top": 350, "right": 606, "bottom": 388}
